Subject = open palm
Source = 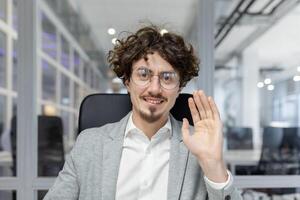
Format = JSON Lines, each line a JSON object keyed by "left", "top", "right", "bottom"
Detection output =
{"left": 182, "top": 91, "right": 224, "bottom": 163}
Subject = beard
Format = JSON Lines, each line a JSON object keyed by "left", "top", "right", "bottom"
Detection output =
{"left": 139, "top": 106, "right": 164, "bottom": 123}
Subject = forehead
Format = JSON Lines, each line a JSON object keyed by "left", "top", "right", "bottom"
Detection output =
{"left": 132, "top": 52, "right": 175, "bottom": 71}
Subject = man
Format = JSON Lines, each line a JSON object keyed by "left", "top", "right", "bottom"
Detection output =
{"left": 44, "top": 26, "right": 242, "bottom": 200}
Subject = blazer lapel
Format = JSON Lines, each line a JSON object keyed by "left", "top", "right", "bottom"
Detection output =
{"left": 167, "top": 116, "right": 189, "bottom": 200}
{"left": 101, "top": 113, "right": 130, "bottom": 200}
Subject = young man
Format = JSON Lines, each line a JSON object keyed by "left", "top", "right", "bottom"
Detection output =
{"left": 44, "top": 26, "right": 242, "bottom": 200}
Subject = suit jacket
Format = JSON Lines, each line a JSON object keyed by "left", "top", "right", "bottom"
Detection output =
{"left": 44, "top": 113, "right": 242, "bottom": 200}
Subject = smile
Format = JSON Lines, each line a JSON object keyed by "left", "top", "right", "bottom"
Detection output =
{"left": 143, "top": 97, "right": 165, "bottom": 105}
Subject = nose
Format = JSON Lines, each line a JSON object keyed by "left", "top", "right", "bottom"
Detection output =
{"left": 147, "top": 76, "right": 162, "bottom": 95}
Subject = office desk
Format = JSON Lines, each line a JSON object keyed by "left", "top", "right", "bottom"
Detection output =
{"left": 224, "top": 150, "right": 261, "bottom": 174}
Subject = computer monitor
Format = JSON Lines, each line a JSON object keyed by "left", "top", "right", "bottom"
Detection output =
{"left": 226, "top": 127, "right": 253, "bottom": 150}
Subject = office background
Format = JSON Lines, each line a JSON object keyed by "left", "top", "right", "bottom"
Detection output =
{"left": 1, "top": 0, "right": 300, "bottom": 199}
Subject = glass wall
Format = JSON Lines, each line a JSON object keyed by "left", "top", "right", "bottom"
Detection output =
{"left": 41, "top": 12, "right": 57, "bottom": 60}
{"left": 215, "top": 1, "right": 300, "bottom": 178}
{"left": 0, "top": 190, "right": 16, "bottom": 200}
{"left": 41, "top": 60, "right": 56, "bottom": 102}
{"left": 0, "top": 0, "right": 105, "bottom": 185}
{"left": 0, "top": 31, "right": 6, "bottom": 88}
{"left": 7, "top": 0, "right": 300, "bottom": 198}
{"left": 0, "top": 0, "right": 17, "bottom": 178}
{"left": 0, "top": 0, "right": 6, "bottom": 22}
{"left": 37, "top": 1, "right": 104, "bottom": 177}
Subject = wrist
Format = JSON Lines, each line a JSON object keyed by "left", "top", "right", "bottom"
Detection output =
{"left": 198, "top": 159, "right": 228, "bottom": 183}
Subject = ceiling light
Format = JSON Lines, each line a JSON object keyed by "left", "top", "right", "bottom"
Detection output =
{"left": 43, "top": 104, "right": 57, "bottom": 116}
{"left": 264, "top": 78, "right": 271, "bottom": 85}
{"left": 160, "top": 29, "right": 168, "bottom": 35}
{"left": 257, "top": 82, "right": 264, "bottom": 88}
{"left": 112, "top": 38, "right": 117, "bottom": 45}
{"left": 293, "top": 75, "right": 300, "bottom": 82}
{"left": 267, "top": 85, "right": 274, "bottom": 91}
{"left": 108, "top": 28, "right": 116, "bottom": 35}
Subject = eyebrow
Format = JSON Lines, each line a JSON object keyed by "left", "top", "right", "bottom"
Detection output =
{"left": 136, "top": 66, "right": 176, "bottom": 73}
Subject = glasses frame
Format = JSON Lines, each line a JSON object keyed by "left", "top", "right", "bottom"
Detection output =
{"left": 130, "top": 68, "right": 180, "bottom": 90}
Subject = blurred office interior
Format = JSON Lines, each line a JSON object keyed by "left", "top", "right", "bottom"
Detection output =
{"left": 1, "top": 0, "right": 300, "bottom": 199}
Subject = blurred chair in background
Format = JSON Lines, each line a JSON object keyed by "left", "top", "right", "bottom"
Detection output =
{"left": 11, "top": 115, "right": 65, "bottom": 176}
{"left": 226, "top": 127, "right": 253, "bottom": 150}
{"left": 255, "top": 126, "right": 284, "bottom": 175}
{"left": 37, "top": 116, "right": 65, "bottom": 176}
{"left": 279, "top": 127, "right": 300, "bottom": 174}
{"left": 236, "top": 126, "right": 300, "bottom": 196}
{"left": 234, "top": 127, "right": 284, "bottom": 175}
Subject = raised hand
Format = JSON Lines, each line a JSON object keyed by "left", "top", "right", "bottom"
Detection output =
{"left": 181, "top": 90, "right": 228, "bottom": 182}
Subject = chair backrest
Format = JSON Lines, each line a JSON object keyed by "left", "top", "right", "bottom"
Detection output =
{"left": 280, "top": 127, "right": 300, "bottom": 150}
{"left": 78, "top": 93, "right": 193, "bottom": 133}
{"left": 11, "top": 115, "right": 64, "bottom": 176}
{"left": 262, "top": 126, "right": 284, "bottom": 150}
{"left": 37, "top": 115, "right": 65, "bottom": 176}
{"left": 257, "top": 126, "right": 300, "bottom": 175}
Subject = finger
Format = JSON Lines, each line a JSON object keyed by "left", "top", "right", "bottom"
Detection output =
{"left": 181, "top": 118, "right": 191, "bottom": 145}
{"left": 208, "top": 96, "right": 221, "bottom": 120}
{"left": 198, "top": 91, "right": 213, "bottom": 119}
{"left": 193, "top": 91, "right": 207, "bottom": 119}
{"left": 188, "top": 97, "right": 201, "bottom": 125}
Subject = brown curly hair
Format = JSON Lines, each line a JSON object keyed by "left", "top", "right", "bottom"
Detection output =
{"left": 107, "top": 25, "right": 199, "bottom": 87}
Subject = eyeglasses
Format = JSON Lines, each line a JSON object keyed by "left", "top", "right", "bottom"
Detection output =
{"left": 131, "top": 67, "right": 180, "bottom": 90}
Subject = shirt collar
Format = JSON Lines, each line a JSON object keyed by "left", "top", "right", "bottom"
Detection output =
{"left": 125, "top": 113, "right": 172, "bottom": 139}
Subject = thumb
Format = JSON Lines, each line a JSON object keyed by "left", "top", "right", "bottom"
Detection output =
{"left": 181, "top": 118, "right": 191, "bottom": 145}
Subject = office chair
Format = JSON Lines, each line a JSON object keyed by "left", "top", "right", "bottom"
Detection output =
{"left": 237, "top": 126, "right": 300, "bottom": 176}
{"left": 11, "top": 115, "right": 65, "bottom": 177}
{"left": 255, "top": 126, "right": 285, "bottom": 175}
{"left": 78, "top": 93, "right": 193, "bottom": 134}
{"left": 37, "top": 115, "right": 65, "bottom": 176}
{"left": 234, "top": 126, "right": 284, "bottom": 175}
{"left": 279, "top": 127, "right": 300, "bottom": 174}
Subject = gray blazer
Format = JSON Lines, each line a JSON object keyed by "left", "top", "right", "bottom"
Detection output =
{"left": 44, "top": 113, "right": 242, "bottom": 200}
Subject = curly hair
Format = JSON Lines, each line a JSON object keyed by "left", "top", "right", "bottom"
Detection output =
{"left": 107, "top": 25, "right": 199, "bottom": 87}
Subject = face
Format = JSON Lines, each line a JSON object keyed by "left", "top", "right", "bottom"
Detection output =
{"left": 125, "top": 52, "right": 180, "bottom": 124}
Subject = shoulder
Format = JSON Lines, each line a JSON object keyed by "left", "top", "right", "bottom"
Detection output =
{"left": 72, "top": 112, "right": 130, "bottom": 153}
{"left": 76, "top": 121, "right": 123, "bottom": 145}
{"left": 68, "top": 121, "right": 125, "bottom": 162}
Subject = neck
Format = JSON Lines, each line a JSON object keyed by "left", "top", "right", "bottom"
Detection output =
{"left": 132, "top": 111, "right": 169, "bottom": 139}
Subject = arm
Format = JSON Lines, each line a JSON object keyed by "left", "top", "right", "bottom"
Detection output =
{"left": 182, "top": 90, "right": 227, "bottom": 182}
{"left": 204, "top": 171, "right": 242, "bottom": 200}
{"left": 181, "top": 90, "right": 242, "bottom": 199}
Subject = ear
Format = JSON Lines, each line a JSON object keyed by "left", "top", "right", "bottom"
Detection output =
{"left": 124, "top": 79, "right": 130, "bottom": 92}
{"left": 177, "top": 87, "right": 183, "bottom": 95}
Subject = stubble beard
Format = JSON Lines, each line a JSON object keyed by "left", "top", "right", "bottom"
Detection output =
{"left": 139, "top": 106, "right": 163, "bottom": 123}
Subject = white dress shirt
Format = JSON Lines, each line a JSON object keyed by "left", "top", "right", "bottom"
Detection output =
{"left": 116, "top": 114, "right": 232, "bottom": 200}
